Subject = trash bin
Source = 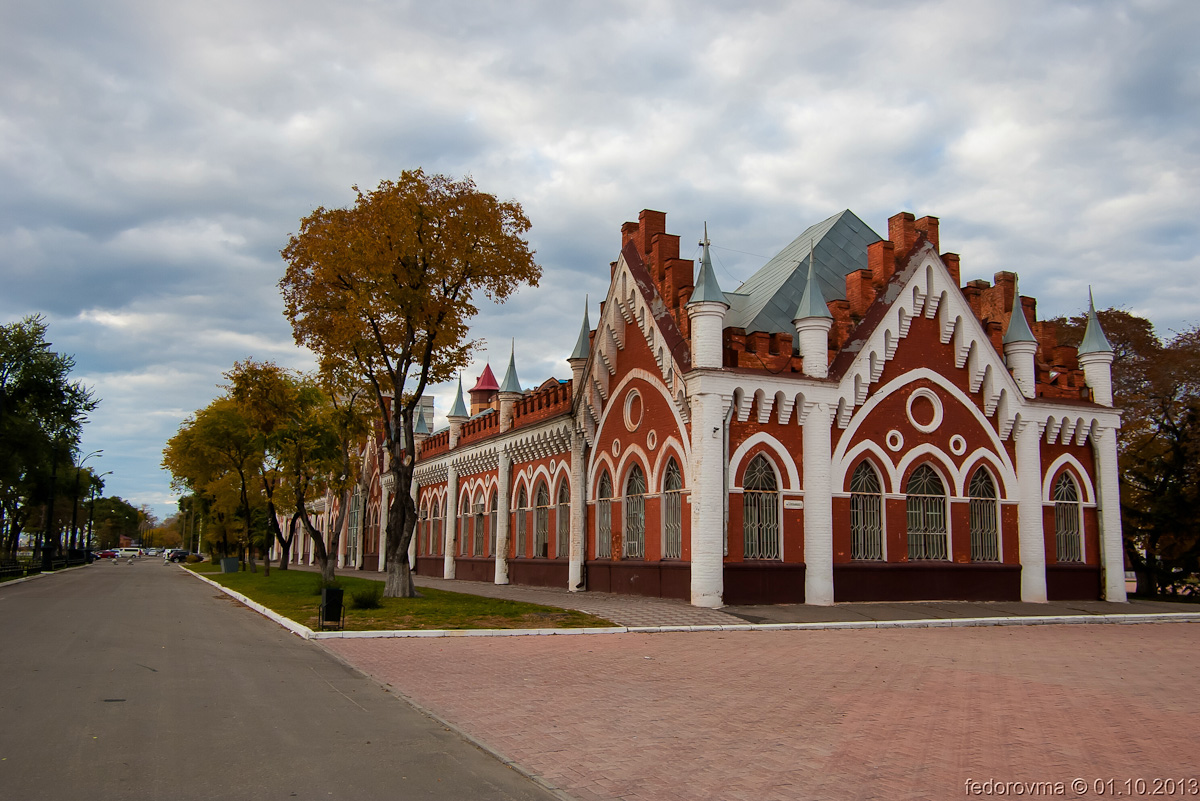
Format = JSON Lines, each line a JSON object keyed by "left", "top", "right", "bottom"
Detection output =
{"left": 320, "top": 587, "right": 344, "bottom": 630}
{"left": 220, "top": 557, "right": 240, "bottom": 573}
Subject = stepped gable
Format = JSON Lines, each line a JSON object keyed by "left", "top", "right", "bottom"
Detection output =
{"left": 618, "top": 210, "right": 692, "bottom": 371}
{"left": 725, "top": 209, "right": 883, "bottom": 336}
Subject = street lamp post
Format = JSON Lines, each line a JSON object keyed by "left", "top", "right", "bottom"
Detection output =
{"left": 69, "top": 450, "right": 103, "bottom": 553}
{"left": 86, "top": 471, "right": 113, "bottom": 552}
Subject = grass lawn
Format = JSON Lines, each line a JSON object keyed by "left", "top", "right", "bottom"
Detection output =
{"left": 187, "top": 562, "right": 615, "bottom": 631}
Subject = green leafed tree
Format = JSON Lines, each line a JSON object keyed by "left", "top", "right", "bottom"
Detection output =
{"left": 280, "top": 170, "right": 541, "bottom": 596}
{"left": 0, "top": 315, "right": 97, "bottom": 560}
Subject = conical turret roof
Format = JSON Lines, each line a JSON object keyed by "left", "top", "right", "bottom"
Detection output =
{"left": 448, "top": 375, "right": 468, "bottom": 418}
{"left": 569, "top": 299, "right": 591, "bottom": 361}
{"left": 470, "top": 363, "right": 499, "bottom": 393}
{"left": 1002, "top": 277, "right": 1037, "bottom": 344}
{"left": 500, "top": 342, "right": 522, "bottom": 393}
{"left": 1078, "top": 288, "right": 1113, "bottom": 355}
{"left": 688, "top": 223, "right": 728, "bottom": 306}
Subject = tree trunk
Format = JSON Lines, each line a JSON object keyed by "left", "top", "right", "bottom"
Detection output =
{"left": 382, "top": 446, "right": 418, "bottom": 598}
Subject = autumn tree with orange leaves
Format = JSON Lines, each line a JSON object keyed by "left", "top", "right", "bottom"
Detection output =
{"left": 280, "top": 170, "right": 541, "bottom": 597}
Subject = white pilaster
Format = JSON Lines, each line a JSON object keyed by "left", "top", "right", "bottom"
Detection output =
{"left": 689, "top": 388, "right": 726, "bottom": 607}
{"left": 444, "top": 466, "right": 457, "bottom": 579}
{"left": 1015, "top": 418, "right": 1047, "bottom": 602}
{"left": 802, "top": 402, "right": 835, "bottom": 605}
{"left": 1092, "top": 424, "right": 1127, "bottom": 602}
{"left": 495, "top": 450, "right": 511, "bottom": 584}
{"left": 569, "top": 430, "right": 586, "bottom": 591}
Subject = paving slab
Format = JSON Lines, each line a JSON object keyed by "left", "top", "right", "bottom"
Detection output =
{"left": 326, "top": 622, "right": 1200, "bottom": 801}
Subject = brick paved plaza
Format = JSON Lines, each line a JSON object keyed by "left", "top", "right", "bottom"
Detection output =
{"left": 326, "top": 623, "right": 1199, "bottom": 801}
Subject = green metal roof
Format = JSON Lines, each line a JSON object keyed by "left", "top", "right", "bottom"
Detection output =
{"left": 726, "top": 209, "right": 881, "bottom": 333}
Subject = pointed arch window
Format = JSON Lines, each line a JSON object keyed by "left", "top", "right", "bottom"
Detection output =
{"left": 623, "top": 465, "right": 646, "bottom": 559}
{"left": 473, "top": 492, "right": 486, "bottom": 557}
{"left": 535, "top": 483, "right": 550, "bottom": 558}
{"left": 1054, "top": 473, "right": 1083, "bottom": 562}
{"left": 347, "top": 486, "right": 363, "bottom": 567}
{"left": 743, "top": 455, "right": 780, "bottom": 560}
{"left": 489, "top": 489, "right": 498, "bottom": 557}
{"left": 419, "top": 502, "right": 428, "bottom": 555}
{"left": 596, "top": 472, "right": 613, "bottom": 559}
{"left": 556, "top": 481, "right": 570, "bottom": 558}
{"left": 514, "top": 487, "right": 527, "bottom": 558}
{"left": 906, "top": 464, "right": 948, "bottom": 560}
{"left": 662, "top": 458, "right": 683, "bottom": 560}
{"left": 968, "top": 468, "right": 1000, "bottom": 562}
{"left": 850, "top": 462, "right": 884, "bottom": 560}
{"left": 433, "top": 499, "right": 443, "bottom": 555}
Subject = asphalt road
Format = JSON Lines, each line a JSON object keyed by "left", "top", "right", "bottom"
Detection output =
{"left": 0, "top": 560, "right": 561, "bottom": 801}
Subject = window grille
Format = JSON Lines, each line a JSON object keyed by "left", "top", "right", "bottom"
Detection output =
{"left": 474, "top": 500, "right": 485, "bottom": 556}
{"left": 906, "top": 465, "right": 948, "bottom": 560}
{"left": 850, "top": 462, "right": 884, "bottom": 560}
{"left": 742, "top": 455, "right": 780, "bottom": 559}
{"left": 597, "top": 472, "right": 612, "bottom": 559}
{"left": 347, "top": 486, "right": 363, "bottom": 566}
{"left": 436, "top": 501, "right": 446, "bottom": 556}
{"left": 489, "top": 490, "right": 498, "bottom": 557}
{"left": 663, "top": 459, "right": 683, "bottom": 559}
{"left": 535, "top": 484, "right": 550, "bottom": 558}
{"left": 460, "top": 503, "right": 470, "bottom": 555}
{"left": 514, "top": 488, "right": 527, "bottom": 558}
{"left": 420, "top": 507, "right": 429, "bottom": 555}
{"left": 556, "top": 482, "right": 570, "bottom": 558}
{"left": 1053, "top": 473, "right": 1082, "bottom": 562}
{"left": 623, "top": 466, "right": 646, "bottom": 559}
{"left": 968, "top": 468, "right": 1000, "bottom": 562}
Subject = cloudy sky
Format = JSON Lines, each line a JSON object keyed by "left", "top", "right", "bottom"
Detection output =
{"left": 3, "top": 0, "right": 1197, "bottom": 521}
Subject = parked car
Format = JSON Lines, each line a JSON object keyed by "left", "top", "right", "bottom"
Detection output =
{"left": 144, "top": 548, "right": 160, "bottom": 557}
{"left": 94, "top": 549, "right": 118, "bottom": 560}
{"left": 164, "top": 549, "right": 189, "bottom": 563}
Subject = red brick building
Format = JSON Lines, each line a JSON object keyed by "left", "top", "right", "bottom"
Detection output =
{"left": 299, "top": 208, "right": 1125, "bottom": 607}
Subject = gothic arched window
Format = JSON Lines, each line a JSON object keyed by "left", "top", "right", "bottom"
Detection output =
{"left": 596, "top": 471, "right": 613, "bottom": 559}
{"left": 623, "top": 465, "right": 646, "bottom": 559}
{"left": 968, "top": 468, "right": 999, "bottom": 562}
{"left": 1054, "top": 473, "right": 1082, "bottom": 562}
{"left": 743, "top": 455, "right": 780, "bottom": 559}
{"left": 906, "top": 464, "right": 948, "bottom": 560}
{"left": 556, "top": 481, "right": 570, "bottom": 558}
{"left": 514, "top": 487, "right": 527, "bottom": 558}
{"left": 850, "top": 462, "right": 883, "bottom": 560}
{"left": 535, "top": 483, "right": 550, "bottom": 558}
{"left": 662, "top": 458, "right": 683, "bottom": 560}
